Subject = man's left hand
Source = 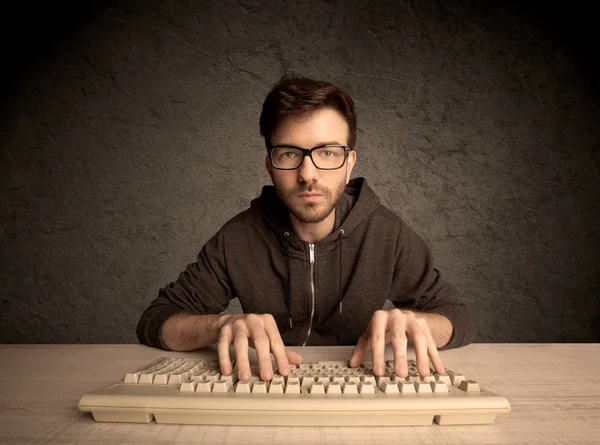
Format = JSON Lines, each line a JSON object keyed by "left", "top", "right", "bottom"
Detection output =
{"left": 349, "top": 309, "right": 446, "bottom": 377}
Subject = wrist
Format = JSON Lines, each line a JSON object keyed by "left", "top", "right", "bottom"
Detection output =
{"left": 215, "top": 313, "right": 244, "bottom": 331}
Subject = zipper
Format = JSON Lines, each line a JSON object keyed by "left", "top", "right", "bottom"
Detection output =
{"left": 302, "top": 243, "right": 316, "bottom": 346}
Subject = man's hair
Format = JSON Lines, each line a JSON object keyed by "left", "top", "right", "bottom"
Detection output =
{"left": 259, "top": 74, "right": 357, "bottom": 151}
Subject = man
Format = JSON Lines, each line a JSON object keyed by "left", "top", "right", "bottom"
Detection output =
{"left": 137, "top": 74, "right": 476, "bottom": 383}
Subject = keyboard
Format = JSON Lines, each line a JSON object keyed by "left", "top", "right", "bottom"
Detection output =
{"left": 78, "top": 357, "right": 510, "bottom": 426}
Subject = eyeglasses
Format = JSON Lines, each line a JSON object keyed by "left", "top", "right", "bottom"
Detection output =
{"left": 268, "top": 144, "right": 350, "bottom": 170}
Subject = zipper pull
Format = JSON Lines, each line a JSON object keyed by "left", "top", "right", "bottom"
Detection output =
{"left": 309, "top": 244, "right": 315, "bottom": 263}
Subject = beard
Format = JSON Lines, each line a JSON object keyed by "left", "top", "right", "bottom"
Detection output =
{"left": 274, "top": 180, "right": 346, "bottom": 224}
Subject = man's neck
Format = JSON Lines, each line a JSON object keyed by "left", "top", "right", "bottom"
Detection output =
{"left": 290, "top": 210, "right": 336, "bottom": 244}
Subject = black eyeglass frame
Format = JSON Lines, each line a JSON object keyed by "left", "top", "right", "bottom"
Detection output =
{"left": 268, "top": 144, "right": 351, "bottom": 170}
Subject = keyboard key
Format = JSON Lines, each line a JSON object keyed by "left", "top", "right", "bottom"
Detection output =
{"left": 431, "top": 381, "right": 449, "bottom": 393}
{"left": 450, "top": 373, "right": 466, "bottom": 386}
{"left": 327, "top": 382, "right": 342, "bottom": 394}
{"left": 252, "top": 381, "right": 268, "bottom": 394}
{"left": 220, "top": 374, "right": 237, "bottom": 387}
{"left": 398, "top": 381, "right": 416, "bottom": 393}
{"left": 152, "top": 372, "right": 171, "bottom": 384}
{"left": 346, "top": 376, "right": 361, "bottom": 385}
{"left": 205, "top": 371, "right": 221, "bottom": 382}
{"left": 377, "top": 376, "right": 394, "bottom": 389}
{"left": 359, "top": 382, "right": 375, "bottom": 394}
{"left": 285, "top": 382, "right": 301, "bottom": 394}
{"left": 124, "top": 372, "right": 141, "bottom": 384}
{"left": 212, "top": 380, "right": 229, "bottom": 393}
{"left": 287, "top": 376, "right": 300, "bottom": 386}
{"left": 310, "top": 382, "right": 326, "bottom": 394}
{"left": 434, "top": 374, "right": 451, "bottom": 384}
{"left": 179, "top": 381, "right": 196, "bottom": 392}
{"left": 343, "top": 382, "right": 358, "bottom": 394}
{"left": 168, "top": 373, "right": 187, "bottom": 384}
{"left": 190, "top": 371, "right": 208, "bottom": 380}
{"left": 196, "top": 380, "right": 213, "bottom": 393}
{"left": 301, "top": 376, "right": 314, "bottom": 390}
{"left": 414, "top": 381, "right": 432, "bottom": 393}
{"left": 421, "top": 375, "right": 436, "bottom": 383}
{"left": 316, "top": 376, "right": 330, "bottom": 389}
{"left": 331, "top": 376, "right": 345, "bottom": 386}
{"left": 361, "top": 375, "right": 376, "bottom": 386}
{"left": 269, "top": 381, "right": 284, "bottom": 394}
{"left": 458, "top": 380, "right": 481, "bottom": 392}
{"left": 271, "top": 375, "right": 285, "bottom": 385}
{"left": 406, "top": 373, "right": 420, "bottom": 383}
{"left": 381, "top": 381, "right": 400, "bottom": 394}
{"left": 235, "top": 381, "right": 251, "bottom": 393}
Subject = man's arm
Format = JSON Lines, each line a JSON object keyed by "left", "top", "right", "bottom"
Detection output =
{"left": 389, "top": 220, "right": 477, "bottom": 350}
{"left": 137, "top": 230, "right": 233, "bottom": 349}
{"left": 160, "top": 313, "right": 240, "bottom": 351}
{"left": 412, "top": 311, "right": 453, "bottom": 349}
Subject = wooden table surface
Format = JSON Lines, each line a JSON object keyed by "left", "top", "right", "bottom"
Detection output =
{"left": 0, "top": 343, "right": 599, "bottom": 444}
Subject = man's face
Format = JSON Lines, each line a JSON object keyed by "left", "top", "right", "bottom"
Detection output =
{"left": 266, "top": 107, "right": 356, "bottom": 224}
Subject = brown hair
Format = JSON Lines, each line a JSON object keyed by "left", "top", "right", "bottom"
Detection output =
{"left": 259, "top": 74, "right": 357, "bottom": 151}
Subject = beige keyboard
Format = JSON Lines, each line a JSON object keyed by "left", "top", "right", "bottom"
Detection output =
{"left": 78, "top": 357, "right": 510, "bottom": 426}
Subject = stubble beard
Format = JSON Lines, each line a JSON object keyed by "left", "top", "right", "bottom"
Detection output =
{"left": 275, "top": 180, "right": 346, "bottom": 224}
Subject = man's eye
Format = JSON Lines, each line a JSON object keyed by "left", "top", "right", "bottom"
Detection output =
{"left": 281, "top": 151, "right": 297, "bottom": 158}
{"left": 317, "top": 150, "right": 334, "bottom": 158}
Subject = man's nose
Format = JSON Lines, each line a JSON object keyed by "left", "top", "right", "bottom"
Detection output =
{"left": 297, "top": 154, "right": 319, "bottom": 183}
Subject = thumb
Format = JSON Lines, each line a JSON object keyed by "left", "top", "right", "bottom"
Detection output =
{"left": 285, "top": 347, "right": 303, "bottom": 365}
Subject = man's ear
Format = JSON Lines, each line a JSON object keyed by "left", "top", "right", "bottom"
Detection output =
{"left": 265, "top": 155, "right": 274, "bottom": 181}
{"left": 345, "top": 150, "right": 357, "bottom": 183}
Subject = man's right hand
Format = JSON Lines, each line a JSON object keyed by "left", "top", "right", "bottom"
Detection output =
{"left": 217, "top": 313, "right": 303, "bottom": 382}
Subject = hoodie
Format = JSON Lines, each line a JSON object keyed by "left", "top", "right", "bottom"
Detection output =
{"left": 137, "top": 177, "right": 476, "bottom": 350}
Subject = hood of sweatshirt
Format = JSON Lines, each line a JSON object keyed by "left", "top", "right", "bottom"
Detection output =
{"left": 250, "top": 177, "right": 380, "bottom": 241}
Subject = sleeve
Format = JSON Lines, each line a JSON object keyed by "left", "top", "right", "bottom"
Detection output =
{"left": 389, "top": 220, "right": 477, "bottom": 350}
{"left": 136, "top": 228, "right": 233, "bottom": 350}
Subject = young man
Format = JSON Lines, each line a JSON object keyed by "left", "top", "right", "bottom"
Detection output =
{"left": 137, "top": 74, "right": 476, "bottom": 383}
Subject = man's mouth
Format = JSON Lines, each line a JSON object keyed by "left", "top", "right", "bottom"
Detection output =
{"left": 298, "top": 193, "right": 322, "bottom": 201}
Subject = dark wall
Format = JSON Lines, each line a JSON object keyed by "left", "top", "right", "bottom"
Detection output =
{"left": 1, "top": 0, "right": 598, "bottom": 344}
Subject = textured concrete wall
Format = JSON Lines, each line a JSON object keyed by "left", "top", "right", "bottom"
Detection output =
{"left": 1, "top": 0, "right": 598, "bottom": 344}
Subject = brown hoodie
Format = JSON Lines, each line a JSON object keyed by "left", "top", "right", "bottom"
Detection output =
{"left": 137, "top": 177, "right": 476, "bottom": 350}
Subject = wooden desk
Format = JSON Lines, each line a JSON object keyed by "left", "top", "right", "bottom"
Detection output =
{"left": 0, "top": 344, "right": 598, "bottom": 444}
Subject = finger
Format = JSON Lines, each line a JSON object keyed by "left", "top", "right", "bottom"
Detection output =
{"left": 263, "top": 317, "right": 290, "bottom": 376}
{"left": 232, "top": 325, "right": 251, "bottom": 381}
{"left": 426, "top": 331, "right": 445, "bottom": 375}
{"left": 407, "top": 318, "right": 431, "bottom": 376}
{"left": 247, "top": 320, "right": 274, "bottom": 381}
{"left": 217, "top": 324, "right": 234, "bottom": 376}
{"left": 369, "top": 311, "right": 388, "bottom": 376}
{"left": 389, "top": 314, "right": 408, "bottom": 378}
{"left": 349, "top": 332, "right": 370, "bottom": 367}
{"left": 285, "top": 347, "right": 303, "bottom": 365}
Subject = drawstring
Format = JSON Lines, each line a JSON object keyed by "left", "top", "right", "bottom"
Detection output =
{"left": 284, "top": 232, "right": 292, "bottom": 328}
{"left": 338, "top": 229, "right": 344, "bottom": 314}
